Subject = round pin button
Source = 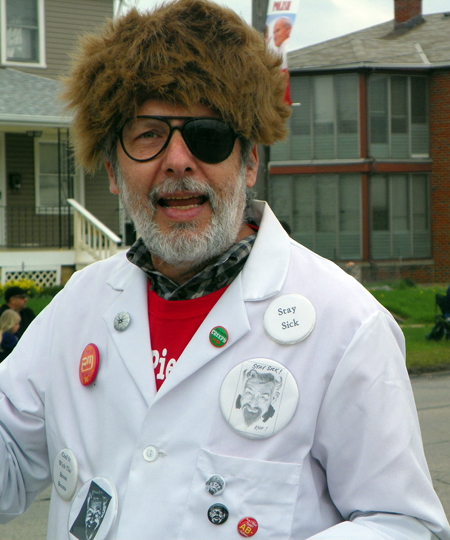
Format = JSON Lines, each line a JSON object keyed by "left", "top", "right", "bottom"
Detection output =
{"left": 207, "top": 503, "right": 229, "bottom": 525}
{"left": 79, "top": 343, "right": 100, "bottom": 386}
{"left": 114, "top": 311, "right": 131, "bottom": 331}
{"left": 68, "top": 477, "right": 118, "bottom": 540}
{"left": 220, "top": 358, "right": 299, "bottom": 440}
{"left": 209, "top": 326, "right": 228, "bottom": 347}
{"left": 205, "top": 474, "right": 226, "bottom": 496}
{"left": 263, "top": 294, "right": 316, "bottom": 345}
{"left": 53, "top": 448, "right": 78, "bottom": 501}
{"left": 238, "top": 517, "right": 258, "bottom": 537}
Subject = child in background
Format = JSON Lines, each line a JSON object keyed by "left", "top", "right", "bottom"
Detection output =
{"left": 0, "top": 309, "right": 21, "bottom": 362}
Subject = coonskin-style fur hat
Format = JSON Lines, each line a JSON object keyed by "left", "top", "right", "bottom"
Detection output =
{"left": 62, "top": 0, "right": 291, "bottom": 171}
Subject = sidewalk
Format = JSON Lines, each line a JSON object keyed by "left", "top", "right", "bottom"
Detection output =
{"left": 2, "top": 373, "right": 449, "bottom": 538}
{"left": 411, "top": 371, "right": 450, "bottom": 517}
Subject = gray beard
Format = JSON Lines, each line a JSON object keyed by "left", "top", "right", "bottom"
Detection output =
{"left": 116, "top": 168, "right": 249, "bottom": 269}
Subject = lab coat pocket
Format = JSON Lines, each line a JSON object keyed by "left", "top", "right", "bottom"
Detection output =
{"left": 180, "top": 448, "right": 301, "bottom": 539}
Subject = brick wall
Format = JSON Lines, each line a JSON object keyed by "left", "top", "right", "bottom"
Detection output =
{"left": 394, "top": 0, "right": 422, "bottom": 26}
{"left": 430, "top": 71, "right": 450, "bottom": 283}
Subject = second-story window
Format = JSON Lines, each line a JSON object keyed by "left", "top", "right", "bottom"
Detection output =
{"left": 369, "top": 74, "right": 429, "bottom": 159}
{"left": 271, "top": 73, "right": 360, "bottom": 161}
{"left": 2, "top": 0, "right": 44, "bottom": 65}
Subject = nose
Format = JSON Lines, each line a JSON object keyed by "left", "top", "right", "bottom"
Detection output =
{"left": 161, "top": 128, "right": 197, "bottom": 176}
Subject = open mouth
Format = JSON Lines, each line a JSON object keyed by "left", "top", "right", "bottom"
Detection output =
{"left": 158, "top": 195, "right": 208, "bottom": 209}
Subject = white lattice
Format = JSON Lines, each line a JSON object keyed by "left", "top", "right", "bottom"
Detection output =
{"left": 4, "top": 270, "right": 58, "bottom": 288}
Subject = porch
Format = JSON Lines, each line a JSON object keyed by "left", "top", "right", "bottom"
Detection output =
{"left": 0, "top": 199, "right": 128, "bottom": 286}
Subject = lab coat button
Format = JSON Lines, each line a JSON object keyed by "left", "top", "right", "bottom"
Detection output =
{"left": 143, "top": 445, "right": 159, "bottom": 462}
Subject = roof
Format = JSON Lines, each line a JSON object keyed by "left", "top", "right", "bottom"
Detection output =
{"left": 0, "top": 68, "right": 71, "bottom": 127}
{"left": 288, "top": 11, "right": 450, "bottom": 72}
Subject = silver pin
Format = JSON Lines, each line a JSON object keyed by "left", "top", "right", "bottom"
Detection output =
{"left": 114, "top": 312, "right": 131, "bottom": 331}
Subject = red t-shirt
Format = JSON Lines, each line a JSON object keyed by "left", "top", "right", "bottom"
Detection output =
{"left": 148, "top": 284, "right": 228, "bottom": 390}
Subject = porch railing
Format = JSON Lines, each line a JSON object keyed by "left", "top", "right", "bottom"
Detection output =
{"left": 67, "top": 199, "right": 122, "bottom": 263}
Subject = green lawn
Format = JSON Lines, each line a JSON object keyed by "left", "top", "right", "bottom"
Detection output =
{"left": 368, "top": 283, "right": 450, "bottom": 374}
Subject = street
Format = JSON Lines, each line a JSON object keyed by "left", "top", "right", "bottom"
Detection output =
{"left": 2, "top": 373, "right": 450, "bottom": 539}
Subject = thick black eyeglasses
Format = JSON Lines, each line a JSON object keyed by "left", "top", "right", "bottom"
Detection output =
{"left": 118, "top": 116, "right": 239, "bottom": 164}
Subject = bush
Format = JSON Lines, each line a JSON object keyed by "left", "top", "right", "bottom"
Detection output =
{"left": 0, "top": 278, "right": 44, "bottom": 298}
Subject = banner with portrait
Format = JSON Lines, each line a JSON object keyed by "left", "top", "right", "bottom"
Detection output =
{"left": 265, "top": 0, "right": 300, "bottom": 105}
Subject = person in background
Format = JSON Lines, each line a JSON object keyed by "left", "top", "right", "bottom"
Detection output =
{"left": 0, "top": 309, "right": 21, "bottom": 362}
{"left": 0, "top": 286, "right": 35, "bottom": 338}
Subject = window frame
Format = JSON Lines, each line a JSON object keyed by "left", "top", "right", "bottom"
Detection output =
{"left": 269, "top": 173, "right": 363, "bottom": 261}
{"left": 271, "top": 73, "right": 360, "bottom": 161}
{"left": 34, "top": 137, "right": 75, "bottom": 214}
{"left": 369, "top": 173, "right": 431, "bottom": 260}
{"left": 0, "top": 0, "right": 46, "bottom": 68}
{"left": 368, "top": 74, "right": 429, "bottom": 159}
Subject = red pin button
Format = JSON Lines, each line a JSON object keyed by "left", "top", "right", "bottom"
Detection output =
{"left": 237, "top": 517, "right": 258, "bottom": 537}
{"left": 79, "top": 343, "right": 99, "bottom": 386}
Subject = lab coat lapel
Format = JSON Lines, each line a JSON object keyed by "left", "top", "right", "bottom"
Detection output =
{"left": 154, "top": 274, "right": 250, "bottom": 401}
{"left": 104, "top": 262, "right": 156, "bottom": 405}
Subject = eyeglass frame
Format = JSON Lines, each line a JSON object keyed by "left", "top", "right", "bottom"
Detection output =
{"left": 117, "top": 115, "right": 242, "bottom": 164}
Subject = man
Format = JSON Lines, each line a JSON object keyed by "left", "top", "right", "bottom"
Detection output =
{"left": 273, "top": 16, "right": 292, "bottom": 69}
{"left": 0, "top": 286, "right": 35, "bottom": 338}
{"left": 0, "top": 1, "right": 449, "bottom": 539}
{"left": 236, "top": 369, "right": 282, "bottom": 426}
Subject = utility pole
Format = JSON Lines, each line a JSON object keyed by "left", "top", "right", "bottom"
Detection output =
{"left": 252, "top": 0, "right": 270, "bottom": 201}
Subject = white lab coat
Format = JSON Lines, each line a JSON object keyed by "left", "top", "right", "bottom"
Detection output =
{"left": 0, "top": 201, "right": 449, "bottom": 540}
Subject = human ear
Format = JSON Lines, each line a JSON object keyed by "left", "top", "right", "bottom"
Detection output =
{"left": 245, "top": 145, "right": 259, "bottom": 189}
{"left": 105, "top": 159, "right": 120, "bottom": 195}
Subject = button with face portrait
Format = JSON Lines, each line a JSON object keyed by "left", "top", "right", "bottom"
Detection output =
{"left": 207, "top": 503, "right": 229, "bottom": 525}
{"left": 205, "top": 474, "right": 226, "bottom": 496}
{"left": 68, "top": 477, "right": 118, "bottom": 540}
{"left": 263, "top": 294, "right": 315, "bottom": 345}
{"left": 220, "top": 358, "right": 299, "bottom": 439}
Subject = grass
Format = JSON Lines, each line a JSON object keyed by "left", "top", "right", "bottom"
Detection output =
{"left": 367, "top": 282, "right": 450, "bottom": 374}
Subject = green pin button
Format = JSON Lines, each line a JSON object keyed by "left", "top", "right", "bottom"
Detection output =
{"left": 209, "top": 326, "right": 229, "bottom": 347}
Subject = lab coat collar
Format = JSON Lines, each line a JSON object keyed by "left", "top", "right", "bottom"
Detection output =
{"left": 240, "top": 200, "right": 291, "bottom": 302}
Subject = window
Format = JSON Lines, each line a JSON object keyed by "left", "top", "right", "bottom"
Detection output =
{"left": 370, "top": 174, "right": 430, "bottom": 259}
{"left": 269, "top": 174, "right": 361, "bottom": 260}
{"left": 271, "top": 73, "right": 359, "bottom": 161}
{"left": 36, "top": 141, "right": 74, "bottom": 211}
{"left": 1, "top": 0, "right": 45, "bottom": 66}
{"left": 369, "top": 75, "right": 429, "bottom": 158}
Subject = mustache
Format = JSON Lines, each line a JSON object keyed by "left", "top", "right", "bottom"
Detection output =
{"left": 147, "top": 177, "right": 217, "bottom": 206}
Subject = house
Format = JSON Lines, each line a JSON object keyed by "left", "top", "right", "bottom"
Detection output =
{"left": 0, "top": 0, "right": 124, "bottom": 287}
{"left": 266, "top": 0, "right": 450, "bottom": 283}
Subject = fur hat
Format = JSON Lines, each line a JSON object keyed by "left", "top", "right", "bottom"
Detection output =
{"left": 62, "top": 0, "right": 291, "bottom": 171}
